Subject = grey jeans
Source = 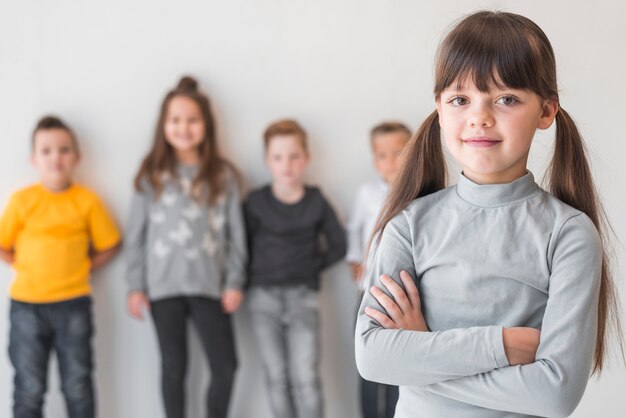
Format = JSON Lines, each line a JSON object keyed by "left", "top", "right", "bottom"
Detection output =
{"left": 247, "top": 285, "right": 323, "bottom": 418}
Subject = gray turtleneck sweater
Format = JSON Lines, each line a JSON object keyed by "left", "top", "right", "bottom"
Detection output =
{"left": 355, "top": 172, "right": 601, "bottom": 418}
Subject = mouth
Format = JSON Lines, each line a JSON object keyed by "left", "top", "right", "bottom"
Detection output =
{"left": 462, "top": 136, "right": 502, "bottom": 148}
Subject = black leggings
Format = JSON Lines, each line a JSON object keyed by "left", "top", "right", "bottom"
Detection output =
{"left": 151, "top": 296, "right": 237, "bottom": 418}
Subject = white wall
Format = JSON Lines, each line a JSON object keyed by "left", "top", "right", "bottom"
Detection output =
{"left": 0, "top": 0, "right": 624, "bottom": 417}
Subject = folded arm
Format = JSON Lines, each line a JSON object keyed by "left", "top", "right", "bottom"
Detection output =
{"left": 355, "top": 213, "right": 511, "bottom": 386}
{"left": 422, "top": 214, "right": 602, "bottom": 417}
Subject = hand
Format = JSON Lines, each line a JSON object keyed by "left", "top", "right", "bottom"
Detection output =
{"left": 222, "top": 289, "right": 244, "bottom": 313}
{"left": 127, "top": 291, "right": 151, "bottom": 320}
{"left": 89, "top": 243, "right": 121, "bottom": 272}
{"left": 502, "top": 327, "right": 541, "bottom": 365}
{"left": 350, "top": 262, "right": 364, "bottom": 282}
{"left": 0, "top": 247, "right": 15, "bottom": 265}
{"left": 365, "top": 270, "right": 428, "bottom": 331}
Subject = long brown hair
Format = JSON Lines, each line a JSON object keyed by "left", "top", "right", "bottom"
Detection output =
{"left": 372, "top": 11, "right": 621, "bottom": 374}
{"left": 134, "top": 76, "right": 237, "bottom": 205}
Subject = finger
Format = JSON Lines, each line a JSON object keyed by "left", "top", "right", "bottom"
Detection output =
{"left": 128, "top": 300, "right": 137, "bottom": 318}
{"left": 226, "top": 296, "right": 238, "bottom": 313}
{"left": 379, "top": 274, "right": 412, "bottom": 315}
{"left": 365, "top": 307, "right": 396, "bottom": 329}
{"left": 399, "top": 270, "right": 421, "bottom": 309}
{"left": 221, "top": 297, "right": 228, "bottom": 310}
{"left": 370, "top": 286, "right": 403, "bottom": 322}
{"left": 131, "top": 304, "right": 143, "bottom": 320}
{"left": 137, "top": 302, "right": 146, "bottom": 320}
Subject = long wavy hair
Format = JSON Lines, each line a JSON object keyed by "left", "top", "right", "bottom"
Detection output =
{"left": 372, "top": 11, "right": 621, "bottom": 375}
{"left": 134, "top": 76, "right": 237, "bottom": 205}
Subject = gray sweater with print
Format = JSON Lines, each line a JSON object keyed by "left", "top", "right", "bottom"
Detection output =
{"left": 355, "top": 172, "right": 601, "bottom": 418}
{"left": 124, "top": 165, "right": 247, "bottom": 301}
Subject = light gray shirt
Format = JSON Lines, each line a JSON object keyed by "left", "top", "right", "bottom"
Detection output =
{"left": 346, "top": 178, "right": 389, "bottom": 264}
{"left": 355, "top": 172, "right": 602, "bottom": 417}
{"left": 124, "top": 165, "right": 247, "bottom": 301}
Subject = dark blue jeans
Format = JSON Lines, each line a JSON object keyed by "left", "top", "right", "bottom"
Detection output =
{"left": 361, "top": 378, "right": 398, "bottom": 418}
{"left": 8, "top": 296, "right": 95, "bottom": 418}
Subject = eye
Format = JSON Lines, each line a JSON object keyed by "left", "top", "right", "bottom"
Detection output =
{"left": 496, "top": 95, "right": 519, "bottom": 106}
{"left": 447, "top": 96, "right": 468, "bottom": 106}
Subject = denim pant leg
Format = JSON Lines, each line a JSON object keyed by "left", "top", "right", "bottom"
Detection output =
{"left": 285, "top": 286, "right": 323, "bottom": 418}
{"left": 360, "top": 378, "right": 379, "bottom": 418}
{"left": 188, "top": 297, "right": 238, "bottom": 418}
{"left": 9, "top": 301, "right": 53, "bottom": 418}
{"left": 385, "top": 384, "right": 399, "bottom": 418}
{"left": 151, "top": 297, "right": 189, "bottom": 418}
{"left": 360, "top": 379, "right": 399, "bottom": 418}
{"left": 51, "top": 297, "right": 95, "bottom": 418}
{"left": 247, "top": 287, "right": 295, "bottom": 418}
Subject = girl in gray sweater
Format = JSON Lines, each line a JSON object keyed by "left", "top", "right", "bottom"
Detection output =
{"left": 355, "top": 11, "right": 621, "bottom": 418}
{"left": 124, "top": 76, "right": 246, "bottom": 418}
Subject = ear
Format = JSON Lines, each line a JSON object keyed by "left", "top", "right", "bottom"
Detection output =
{"left": 537, "top": 98, "right": 559, "bottom": 130}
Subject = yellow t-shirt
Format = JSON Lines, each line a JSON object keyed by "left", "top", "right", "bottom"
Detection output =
{"left": 0, "top": 183, "right": 121, "bottom": 303}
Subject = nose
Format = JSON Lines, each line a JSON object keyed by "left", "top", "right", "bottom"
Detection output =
{"left": 467, "top": 104, "right": 495, "bottom": 128}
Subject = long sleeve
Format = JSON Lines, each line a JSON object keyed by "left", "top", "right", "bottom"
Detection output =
{"left": 319, "top": 194, "right": 347, "bottom": 270}
{"left": 355, "top": 211, "right": 510, "bottom": 386}
{"left": 423, "top": 213, "right": 602, "bottom": 417}
{"left": 346, "top": 185, "right": 367, "bottom": 263}
{"left": 123, "top": 190, "right": 149, "bottom": 293}
{"left": 223, "top": 177, "right": 247, "bottom": 291}
{"left": 242, "top": 196, "right": 259, "bottom": 265}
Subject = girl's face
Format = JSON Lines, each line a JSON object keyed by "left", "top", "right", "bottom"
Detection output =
{"left": 436, "top": 80, "right": 558, "bottom": 184}
{"left": 164, "top": 96, "right": 205, "bottom": 160}
{"left": 265, "top": 134, "right": 309, "bottom": 188}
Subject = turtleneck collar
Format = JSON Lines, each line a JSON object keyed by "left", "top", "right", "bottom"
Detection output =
{"left": 456, "top": 171, "right": 540, "bottom": 207}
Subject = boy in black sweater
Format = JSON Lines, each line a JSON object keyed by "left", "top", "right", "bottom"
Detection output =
{"left": 243, "top": 119, "right": 346, "bottom": 418}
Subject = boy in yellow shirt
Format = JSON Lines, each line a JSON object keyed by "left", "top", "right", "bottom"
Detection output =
{"left": 0, "top": 116, "right": 121, "bottom": 418}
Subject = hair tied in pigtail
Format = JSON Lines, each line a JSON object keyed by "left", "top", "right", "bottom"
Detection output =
{"left": 177, "top": 76, "right": 198, "bottom": 92}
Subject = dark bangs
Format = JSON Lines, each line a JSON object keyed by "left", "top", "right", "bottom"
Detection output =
{"left": 434, "top": 11, "right": 557, "bottom": 98}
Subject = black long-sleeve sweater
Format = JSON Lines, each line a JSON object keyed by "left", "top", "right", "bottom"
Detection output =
{"left": 243, "top": 185, "right": 346, "bottom": 289}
